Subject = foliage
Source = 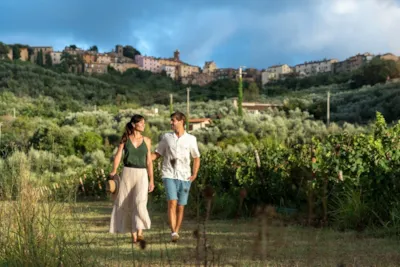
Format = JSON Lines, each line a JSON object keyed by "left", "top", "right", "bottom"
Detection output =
{"left": 190, "top": 79, "right": 238, "bottom": 102}
{"left": 1, "top": 59, "right": 400, "bottom": 231}
{"left": 0, "top": 61, "right": 137, "bottom": 108}
{"left": 264, "top": 58, "right": 400, "bottom": 96}
{"left": 265, "top": 72, "right": 352, "bottom": 94}
{"left": 89, "top": 45, "right": 98, "bottom": 52}
{"left": 60, "top": 52, "right": 84, "bottom": 73}
{"left": 244, "top": 82, "right": 259, "bottom": 101}
{"left": 45, "top": 53, "right": 52, "bottom": 67}
{"left": 74, "top": 132, "right": 103, "bottom": 155}
{"left": 238, "top": 75, "right": 243, "bottom": 116}
{"left": 30, "top": 124, "right": 77, "bottom": 156}
{"left": 12, "top": 46, "right": 20, "bottom": 60}
{"left": 0, "top": 42, "right": 9, "bottom": 57}
{"left": 189, "top": 112, "right": 400, "bottom": 228}
{"left": 2, "top": 58, "right": 396, "bottom": 125}
{"left": 0, "top": 156, "right": 100, "bottom": 266}
{"left": 265, "top": 82, "right": 400, "bottom": 124}
{"left": 1, "top": 92, "right": 399, "bottom": 232}
{"left": 351, "top": 58, "right": 400, "bottom": 88}
{"left": 36, "top": 49, "right": 44, "bottom": 66}
{"left": 0, "top": 61, "right": 184, "bottom": 109}
{"left": 123, "top": 45, "right": 141, "bottom": 59}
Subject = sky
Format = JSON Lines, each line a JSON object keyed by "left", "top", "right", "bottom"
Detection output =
{"left": 1, "top": 0, "right": 400, "bottom": 69}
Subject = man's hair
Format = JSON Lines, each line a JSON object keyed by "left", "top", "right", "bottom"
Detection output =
{"left": 171, "top": 111, "right": 186, "bottom": 122}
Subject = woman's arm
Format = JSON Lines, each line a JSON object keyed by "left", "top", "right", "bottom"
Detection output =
{"left": 145, "top": 137, "right": 155, "bottom": 192}
{"left": 110, "top": 143, "right": 124, "bottom": 176}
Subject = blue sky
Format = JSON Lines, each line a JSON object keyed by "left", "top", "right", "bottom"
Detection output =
{"left": 1, "top": 0, "right": 400, "bottom": 69}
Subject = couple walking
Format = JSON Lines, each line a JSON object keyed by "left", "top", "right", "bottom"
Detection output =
{"left": 109, "top": 111, "right": 200, "bottom": 243}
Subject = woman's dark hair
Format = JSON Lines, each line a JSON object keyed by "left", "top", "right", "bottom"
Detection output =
{"left": 120, "top": 114, "right": 144, "bottom": 144}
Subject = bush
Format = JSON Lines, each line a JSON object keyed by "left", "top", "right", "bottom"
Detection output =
{"left": 74, "top": 132, "right": 103, "bottom": 155}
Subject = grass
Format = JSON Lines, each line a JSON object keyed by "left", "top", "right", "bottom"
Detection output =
{"left": 65, "top": 201, "right": 400, "bottom": 266}
{"left": 1, "top": 164, "right": 400, "bottom": 266}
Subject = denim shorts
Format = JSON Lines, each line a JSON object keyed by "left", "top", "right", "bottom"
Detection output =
{"left": 162, "top": 178, "right": 192, "bottom": 206}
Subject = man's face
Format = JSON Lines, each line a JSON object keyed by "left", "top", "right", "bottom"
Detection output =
{"left": 170, "top": 117, "right": 183, "bottom": 131}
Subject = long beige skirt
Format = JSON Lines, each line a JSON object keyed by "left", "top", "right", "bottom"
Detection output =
{"left": 109, "top": 167, "right": 151, "bottom": 233}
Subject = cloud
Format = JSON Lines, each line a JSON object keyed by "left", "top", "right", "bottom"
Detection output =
{"left": 1, "top": 0, "right": 400, "bottom": 68}
{"left": 332, "top": 0, "right": 358, "bottom": 14}
{"left": 296, "top": 0, "right": 400, "bottom": 55}
{"left": 132, "top": 8, "right": 239, "bottom": 66}
{"left": 250, "top": 0, "right": 400, "bottom": 66}
{"left": 0, "top": 0, "right": 162, "bottom": 51}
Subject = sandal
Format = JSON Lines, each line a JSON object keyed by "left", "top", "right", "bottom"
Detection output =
{"left": 137, "top": 235, "right": 144, "bottom": 242}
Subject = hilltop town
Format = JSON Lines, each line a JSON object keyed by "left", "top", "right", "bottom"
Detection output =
{"left": 1, "top": 42, "right": 399, "bottom": 87}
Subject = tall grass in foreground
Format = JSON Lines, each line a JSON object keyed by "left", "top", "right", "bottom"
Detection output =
{"left": 0, "top": 151, "right": 237, "bottom": 266}
{"left": 0, "top": 152, "right": 99, "bottom": 266}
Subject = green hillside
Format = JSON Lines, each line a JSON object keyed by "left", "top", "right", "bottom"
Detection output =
{"left": 0, "top": 61, "right": 184, "bottom": 111}
{"left": 1, "top": 60, "right": 400, "bottom": 125}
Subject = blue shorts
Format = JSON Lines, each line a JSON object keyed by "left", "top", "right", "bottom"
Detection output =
{"left": 163, "top": 178, "right": 192, "bottom": 206}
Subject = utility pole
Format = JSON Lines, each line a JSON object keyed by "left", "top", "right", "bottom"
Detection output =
{"left": 238, "top": 67, "right": 244, "bottom": 117}
{"left": 169, "top": 94, "right": 173, "bottom": 114}
{"left": 327, "top": 91, "right": 330, "bottom": 127}
{"left": 186, "top": 87, "right": 190, "bottom": 131}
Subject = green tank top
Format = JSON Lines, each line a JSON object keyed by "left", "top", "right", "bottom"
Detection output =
{"left": 123, "top": 137, "right": 148, "bottom": 168}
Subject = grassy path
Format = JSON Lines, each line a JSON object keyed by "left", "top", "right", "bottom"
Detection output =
{"left": 69, "top": 201, "right": 400, "bottom": 266}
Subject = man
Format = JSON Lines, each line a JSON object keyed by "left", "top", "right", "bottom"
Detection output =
{"left": 152, "top": 111, "right": 200, "bottom": 242}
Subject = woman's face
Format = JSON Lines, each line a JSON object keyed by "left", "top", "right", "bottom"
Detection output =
{"left": 134, "top": 119, "right": 145, "bottom": 132}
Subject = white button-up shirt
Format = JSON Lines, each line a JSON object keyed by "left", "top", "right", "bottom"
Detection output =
{"left": 155, "top": 132, "right": 200, "bottom": 181}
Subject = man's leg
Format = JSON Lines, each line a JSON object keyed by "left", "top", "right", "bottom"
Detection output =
{"left": 163, "top": 178, "right": 179, "bottom": 236}
{"left": 174, "top": 180, "right": 191, "bottom": 236}
{"left": 168, "top": 200, "right": 178, "bottom": 233}
{"left": 175, "top": 205, "right": 185, "bottom": 234}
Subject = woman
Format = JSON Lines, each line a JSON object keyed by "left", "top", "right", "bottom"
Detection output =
{"left": 109, "top": 114, "right": 155, "bottom": 243}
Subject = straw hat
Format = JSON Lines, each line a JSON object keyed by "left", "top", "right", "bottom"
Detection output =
{"left": 106, "top": 174, "right": 120, "bottom": 200}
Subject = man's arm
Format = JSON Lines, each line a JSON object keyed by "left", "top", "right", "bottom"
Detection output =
{"left": 189, "top": 157, "right": 200, "bottom": 182}
{"left": 189, "top": 136, "right": 201, "bottom": 182}
{"left": 151, "top": 152, "right": 161, "bottom": 161}
{"left": 152, "top": 134, "right": 166, "bottom": 161}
